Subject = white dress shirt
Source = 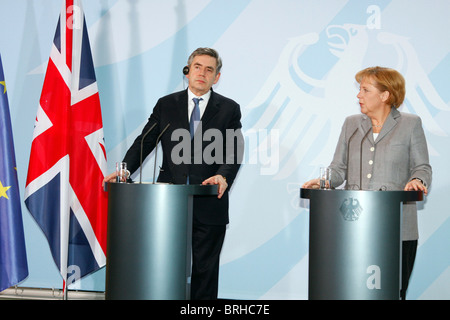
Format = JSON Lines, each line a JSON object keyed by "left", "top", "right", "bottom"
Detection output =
{"left": 187, "top": 88, "right": 211, "bottom": 121}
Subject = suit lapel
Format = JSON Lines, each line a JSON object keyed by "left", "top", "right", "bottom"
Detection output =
{"left": 375, "top": 107, "right": 399, "bottom": 144}
{"left": 201, "top": 90, "right": 220, "bottom": 128}
{"left": 177, "top": 90, "right": 189, "bottom": 130}
{"left": 360, "top": 107, "right": 400, "bottom": 144}
{"left": 360, "top": 115, "right": 374, "bottom": 144}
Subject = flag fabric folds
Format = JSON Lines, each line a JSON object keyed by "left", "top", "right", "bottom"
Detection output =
{"left": 24, "top": 0, "right": 108, "bottom": 286}
{"left": 0, "top": 54, "right": 29, "bottom": 292}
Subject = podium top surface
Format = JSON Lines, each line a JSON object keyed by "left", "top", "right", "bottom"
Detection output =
{"left": 300, "top": 188, "right": 423, "bottom": 202}
{"left": 106, "top": 182, "right": 218, "bottom": 196}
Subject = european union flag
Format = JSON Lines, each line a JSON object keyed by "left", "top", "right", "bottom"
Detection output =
{"left": 0, "top": 54, "right": 28, "bottom": 291}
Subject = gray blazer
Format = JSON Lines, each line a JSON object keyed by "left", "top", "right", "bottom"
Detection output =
{"left": 329, "top": 107, "right": 432, "bottom": 240}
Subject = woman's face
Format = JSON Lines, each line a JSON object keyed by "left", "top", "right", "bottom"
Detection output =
{"left": 357, "top": 77, "right": 389, "bottom": 116}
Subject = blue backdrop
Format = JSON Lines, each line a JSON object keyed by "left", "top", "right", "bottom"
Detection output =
{"left": 0, "top": 0, "right": 449, "bottom": 299}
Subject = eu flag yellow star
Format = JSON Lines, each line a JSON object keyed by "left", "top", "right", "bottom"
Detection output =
{"left": 0, "top": 180, "right": 11, "bottom": 199}
{"left": 0, "top": 80, "right": 5, "bottom": 94}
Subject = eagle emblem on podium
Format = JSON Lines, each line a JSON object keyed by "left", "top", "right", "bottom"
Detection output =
{"left": 340, "top": 198, "right": 363, "bottom": 221}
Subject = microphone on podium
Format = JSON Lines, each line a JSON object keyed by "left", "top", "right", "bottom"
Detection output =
{"left": 153, "top": 123, "right": 171, "bottom": 184}
{"left": 345, "top": 127, "right": 358, "bottom": 190}
{"left": 359, "top": 127, "right": 372, "bottom": 190}
{"left": 139, "top": 122, "right": 157, "bottom": 184}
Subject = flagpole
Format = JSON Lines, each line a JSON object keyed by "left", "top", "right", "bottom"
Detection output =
{"left": 63, "top": 280, "right": 68, "bottom": 300}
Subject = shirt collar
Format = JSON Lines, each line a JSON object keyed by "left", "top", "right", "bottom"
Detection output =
{"left": 188, "top": 87, "right": 211, "bottom": 102}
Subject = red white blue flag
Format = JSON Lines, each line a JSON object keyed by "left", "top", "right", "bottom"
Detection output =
{"left": 24, "top": 0, "right": 108, "bottom": 286}
{"left": 0, "top": 54, "right": 29, "bottom": 292}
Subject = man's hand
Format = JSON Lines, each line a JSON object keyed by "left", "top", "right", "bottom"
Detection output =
{"left": 102, "top": 172, "right": 117, "bottom": 189}
{"left": 202, "top": 175, "right": 228, "bottom": 199}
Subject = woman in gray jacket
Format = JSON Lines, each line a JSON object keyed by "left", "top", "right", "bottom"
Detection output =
{"left": 303, "top": 66, "right": 432, "bottom": 299}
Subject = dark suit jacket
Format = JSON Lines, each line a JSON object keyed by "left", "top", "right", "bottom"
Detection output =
{"left": 123, "top": 89, "right": 243, "bottom": 225}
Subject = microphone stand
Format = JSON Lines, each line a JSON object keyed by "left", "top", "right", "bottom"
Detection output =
{"left": 359, "top": 127, "right": 372, "bottom": 190}
{"left": 346, "top": 127, "right": 358, "bottom": 190}
{"left": 152, "top": 123, "right": 170, "bottom": 184}
{"left": 139, "top": 123, "right": 157, "bottom": 184}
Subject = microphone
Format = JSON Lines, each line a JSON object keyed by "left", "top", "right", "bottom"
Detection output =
{"left": 345, "top": 127, "right": 358, "bottom": 190}
{"left": 359, "top": 127, "right": 372, "bottom": 190}
{"left": 153, "top": 123, "right": 171, "bottom": 184}
{"left": 139, "top": 122, "right": 157, "bottom": 184}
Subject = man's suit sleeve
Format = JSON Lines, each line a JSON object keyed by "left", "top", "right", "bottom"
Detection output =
{"left": 215, "top": 102, "right": 244, "bottom": 188}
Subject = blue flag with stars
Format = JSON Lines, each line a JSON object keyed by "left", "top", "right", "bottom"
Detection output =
{"left": 0, "top": 54, "right": 28, "bottom": 291}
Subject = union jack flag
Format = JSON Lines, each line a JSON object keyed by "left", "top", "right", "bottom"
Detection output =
{"left": 24, "top": 0, "right": 108, "bottom": 288}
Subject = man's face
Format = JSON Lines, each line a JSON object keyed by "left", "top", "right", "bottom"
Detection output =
{"left": 186, "top": 54, "right": 221, "bottom": 96}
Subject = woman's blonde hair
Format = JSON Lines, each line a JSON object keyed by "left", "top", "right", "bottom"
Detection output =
{"left": 355, "top": 66, "right": 405, "bottom": 108}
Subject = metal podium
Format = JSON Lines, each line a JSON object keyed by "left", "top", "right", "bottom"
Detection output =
{"left": 105, "top": 182, "right": 217, "bottom": 300}
{"left": 300, "top": 188, "right": 423, "bottom": 300}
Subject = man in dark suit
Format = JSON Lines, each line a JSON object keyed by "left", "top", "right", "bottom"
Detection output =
{"left": 104, "top": 48, "right": 243, "bottom": 299}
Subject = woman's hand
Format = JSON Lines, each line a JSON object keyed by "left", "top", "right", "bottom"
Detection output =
{"left": 404, "top": 178, "right": 428, "bottom": 195}
{"left": 302, "top": 178, "right": 321, "bottom": 189}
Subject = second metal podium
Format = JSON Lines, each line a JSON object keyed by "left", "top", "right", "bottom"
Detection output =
{"left": 105, "top": 183, "right": 217, "bottom": 300}
{"left": 301, "top": 188, "right": 423, "bottom": 300}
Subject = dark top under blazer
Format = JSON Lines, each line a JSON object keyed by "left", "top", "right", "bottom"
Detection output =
{"left": 123, "top": 89, "right": 243, "bottom": 225}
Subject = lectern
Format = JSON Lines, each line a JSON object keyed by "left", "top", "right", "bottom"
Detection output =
{"left": 300, "top": 188, "right": 423, "bottom": 300}
{"left": 105, "top": 183, "right": 218, "bottom": 300}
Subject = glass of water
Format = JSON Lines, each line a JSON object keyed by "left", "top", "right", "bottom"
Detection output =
{"left": 319, "top": 167, "right": 331, "bottom": 189}
{"left": 116, "top": 162, "right": 128, "bottom": 183}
